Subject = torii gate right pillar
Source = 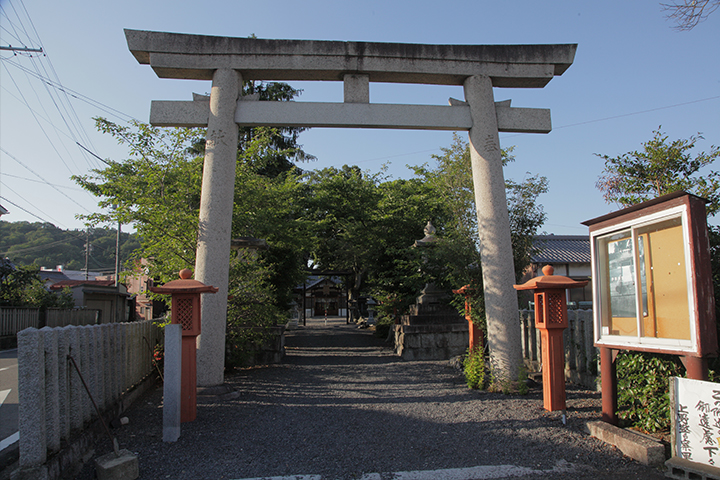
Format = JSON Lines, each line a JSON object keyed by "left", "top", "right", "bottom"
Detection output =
{"left": 464, "top": 75, "right": 523, "bottom": 379}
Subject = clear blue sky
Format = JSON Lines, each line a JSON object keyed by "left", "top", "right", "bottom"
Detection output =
{"left": 1, "top": 0, "right": 718, "bottom": 236}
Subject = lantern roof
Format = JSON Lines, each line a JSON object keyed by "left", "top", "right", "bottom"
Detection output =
{"left": 148, "top": 269, "right": 219, "bottom": 294}
{"left": 514, "top": 265, "right": 588, "bottom": 291}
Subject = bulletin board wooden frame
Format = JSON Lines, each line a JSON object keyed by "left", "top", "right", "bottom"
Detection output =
{"left": 582, "top": 192, "right": 717, "bottom": 357}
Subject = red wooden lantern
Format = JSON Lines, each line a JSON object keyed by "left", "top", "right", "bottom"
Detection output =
{"left": 150, "top": 269, "right": 218, "bottom": 422}
{"left": 515, "top": 265, "right": 587, "bottom": 411}
{"left": 453, "top": 285, "right": 483, "bottom": 353}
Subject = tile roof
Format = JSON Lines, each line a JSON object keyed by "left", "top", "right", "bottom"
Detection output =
{"left": 532, "top": 235, "right": 590, "bottom": 264}
{"left": 298, "top": 275, "right": 342, "bottom": 290}
{"left": 49, "top": 279, "right": 116, "bottom": 290}
{"left": 39, "top": 270, "right": 71, "bottom": 283}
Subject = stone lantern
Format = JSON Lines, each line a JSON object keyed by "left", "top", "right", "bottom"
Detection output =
{"left": 150, "top": 269, "right": 218, "bottom": 422}
{"left": 514, "top": 265, "right": 588, "bottom": 411}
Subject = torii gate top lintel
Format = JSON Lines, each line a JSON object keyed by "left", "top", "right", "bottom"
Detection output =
{"left": 125, "top": 29, "right": 576, "bottom": 88}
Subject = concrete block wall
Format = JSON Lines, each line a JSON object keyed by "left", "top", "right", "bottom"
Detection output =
{"left": 519, "top": 309, "right": 598, "bottom": 389}
{"left": 16, "top": 320, "right": 162, "bottom": 469}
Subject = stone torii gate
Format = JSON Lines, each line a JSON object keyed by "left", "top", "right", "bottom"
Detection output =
{"left": 125, "top": 30, "right": 576, "bottom": 387}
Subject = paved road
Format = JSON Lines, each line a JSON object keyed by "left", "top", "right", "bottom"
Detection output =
{"left": 0, "top": 348, "right": 18, "bottom": 472}
{"left": 70, "top": 316, "right": 666, "bottom": 479}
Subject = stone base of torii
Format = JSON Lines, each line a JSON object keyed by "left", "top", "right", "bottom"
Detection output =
{"left": 125, "top": 30, "right": 577, "bottom": 386}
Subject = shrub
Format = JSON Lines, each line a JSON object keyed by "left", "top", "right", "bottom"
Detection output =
{"left": 464, "top": 346, "right": 485, "bottom": 389}
{"left": 225, "top": 251, "right": 287, "bottom": 370}
{"left": 616, "top": 351, "right": 683, "bottom": 433}
{"left": 374, "top": 315, "right": 394, "bottom": 339}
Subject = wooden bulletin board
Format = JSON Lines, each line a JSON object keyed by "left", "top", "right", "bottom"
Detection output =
{"left": 582, "top": 192, "right": 717, "bottom": 357}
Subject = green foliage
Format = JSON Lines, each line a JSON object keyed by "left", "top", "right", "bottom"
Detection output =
{"left": 187, "top": 80, "right": 316, "bottom": 177}
{"left": 76, "top": 118, "right": 310, "bottom": 304}
{"left": 709, "top": 225, "right": 720, "bottom": 374}
{"left": 596, "top": 129, "right": 720, "bottom": 432}
{"left": 225, "top": 250, "right": 288, "bottom": 369}
{"left": 74, "top": 119, "right": 203, "bottom": 282}
{"left": 516, "top": 364, "right": 529, "bottom": 395}
{"left": 302, "top": 166, "right": 446, "bottom": 320}
{"left": 616, "top": 352, "right": 683, "bottom": 432}
{"left": 464, "top": 346, "right": 486, "bottom": 389}
{"left": 373, "top": 314, "right": 394, "bottom": 339}
{"left": 411, "top": 134, "right": 548, "bottom": 327}
{"left": 0, "top": 259, "right": 74, "bottom": 308}
{"left": 0, "top": 221, "right": 138, "bottom": 272}
{"left": 596, "top": 127, "right": 720, "bottom": 215}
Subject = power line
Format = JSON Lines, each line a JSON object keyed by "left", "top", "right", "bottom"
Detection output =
{"left": 554, "top": 95, "right": 720, "bottom": 130}
{"left": 0, "top": 195, "right": 57, "bottom": 226}
{"left": 0, "top": 147, "right": 92, "bottom": 213}
{"left": 1, "top": 63, "right": 80, "bottom": 173}
{"left": 3, "top": 58, "right": 136, "bottom": 122}
{"left": 76, "top": 142, "right": 110, "bottom": 165}
{"left": 500, "top": 95, "right": 720, "bottom": 140}
{"left": 15, "top": 0, "right": 100, "bottom": 169}
{"left": 0, "top": 172, "right": 85, "bottom": 191}
{"left": 0, "top": 84, "right": 110, "bottom": 165}
{"left": 353, "top": 97, "right": 720, "bottom": 164}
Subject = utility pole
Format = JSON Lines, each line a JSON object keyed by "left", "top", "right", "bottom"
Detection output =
{"left": 115, "top": 219, "right": 121, "bottom": 323}
{"left": 115, "top": 220, "right": 121, "bottom": 287}
{"left": 84, "top": 230, "right": 90, "bottom": 280}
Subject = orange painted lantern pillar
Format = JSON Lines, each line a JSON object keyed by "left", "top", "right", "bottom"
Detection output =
{"left": 514, "top": 265, "right": 587, "bottom": 412}
{"left": 453, "top": 285, "right": 483, "bottom": 353}
{"left": 150, "top": 269, "right": 218, "bottom": 422}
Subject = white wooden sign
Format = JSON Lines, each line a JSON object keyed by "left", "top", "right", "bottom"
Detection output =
{"left": 671, "top": 377, "right": 720, "bottom": 467}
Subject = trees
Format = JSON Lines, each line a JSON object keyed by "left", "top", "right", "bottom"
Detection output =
{"left": 596, "top": 128, "right": 720, "bottom": 431}
{"left": 187, "top": 80, "right": 315, "bottom": 177}
{"left": 662, "top": 0, "right": 719, "bottom": 30}
{"left": 411, "top": 134, "right": 548, "bottom": 323}
{"left": 0, "top": 221, "right": 139, "bottom": 271}
{"left": 76, "top": 118, "right": 311, "bottom": 303}
{"left": 596, "top": 128, "right": 720, "bottom": 214}
{"left": 74, "top": 120, "right": 203, "bottom": 282}
{"left": 0, "top": 258, "right": 74, "bottom": 308}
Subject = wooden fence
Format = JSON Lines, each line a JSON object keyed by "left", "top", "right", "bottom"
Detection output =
{"left": 1, "top": 307, "right": 101, "bottom": 337}
{"left": 519, "top": 309, "right": 598, "bottom": 389}
{"left": 0, "top": 307, "right": 39, "bottom": 336}
{"left": 45, "top": 308, "right": 99, "bottom": 328}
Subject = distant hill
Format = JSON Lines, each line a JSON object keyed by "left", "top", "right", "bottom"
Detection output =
{"left": 0, "top": 221, "right": 140, "bottom": 272}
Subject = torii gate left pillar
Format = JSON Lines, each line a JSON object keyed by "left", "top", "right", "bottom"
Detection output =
{"left": 125, "top": 30, "right": 576, "bottom": 386}
{"left": 193, "top": 68, "right": 242, "bottom": 385}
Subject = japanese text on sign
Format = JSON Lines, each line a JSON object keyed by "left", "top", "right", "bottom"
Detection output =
{"left": 672, "top": 377, "right": 720, "bottom": 467}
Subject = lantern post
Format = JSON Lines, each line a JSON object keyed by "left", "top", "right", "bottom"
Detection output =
{"left": 453, "top": 285, "right": 483, "bottom": 353}
{"left": 150, "top": 269, "right": 218, "bottom": 422}
{"left": 514, "top": 265, "right": 587, "bottom": 411}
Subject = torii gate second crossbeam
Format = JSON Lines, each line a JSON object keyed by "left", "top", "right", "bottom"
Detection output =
{"left": 125, "top": 29, "right": 577, "bottom": 387}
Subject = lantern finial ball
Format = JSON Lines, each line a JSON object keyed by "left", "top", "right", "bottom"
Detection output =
{"left": 179, "top": 268, "right": 193, "bottom": 280}
{"left": 542, "top": 265, "right": 554, "bottom": 276}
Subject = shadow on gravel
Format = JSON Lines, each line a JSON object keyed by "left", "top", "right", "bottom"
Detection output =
{"left": 71, "top": 317, "right": 666, "bottom": 480}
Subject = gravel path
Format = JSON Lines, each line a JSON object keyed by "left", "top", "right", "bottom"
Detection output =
{"left": 77, "top": 317, "right": 667, "bottom": 479}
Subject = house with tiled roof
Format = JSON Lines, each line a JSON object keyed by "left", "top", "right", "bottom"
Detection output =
{"left": 38, "top": 268, "right": 71, "bottom": 287}
{"left": 521, "top": 235, "right": 593, "bottom": 308}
